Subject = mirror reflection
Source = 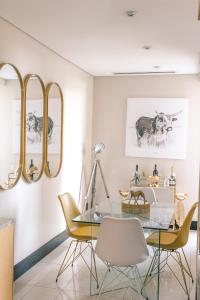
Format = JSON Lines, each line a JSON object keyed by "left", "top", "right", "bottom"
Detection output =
{"left": 24, "top": 74, "right": 45, "bottom": 182}
{"left": 45, "top": 83, "right": 63, "bottom": 177}
{"left": 0, "top": 63, "right": 23, "bottom": 189}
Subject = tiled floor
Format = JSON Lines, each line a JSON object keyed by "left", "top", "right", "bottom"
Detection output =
{"left": 14, "top": 231, "right": 197, "bottom": 300}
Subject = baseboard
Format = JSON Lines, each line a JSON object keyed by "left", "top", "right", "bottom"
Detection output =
{"left": 13, "top": 220, "right": 198, "bottom": 280}
{"left": 14, "top": 230, "right": 67, "bottom": 280}
{"left": 191, "top": 221, "right": 197, "bottom": 230}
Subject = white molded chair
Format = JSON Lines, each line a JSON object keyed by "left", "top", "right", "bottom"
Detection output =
{"left": 95, "top": 216, "right": 149, "bottom": 299}
{"left": 154, "top": 187, "right": 174, "bottom": 203}
{"left": 130, "top": 186, "right": 157, "bottom": 204}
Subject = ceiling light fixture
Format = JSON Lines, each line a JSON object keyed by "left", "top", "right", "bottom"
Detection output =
{"left": 113, "top": 71, "right": 176, "bottom": 75}
{"left": 143, "top": 46, "right": 151, "bottom": 50}
{"left": 126, "top": 10, "right": 136, "bottom": 17}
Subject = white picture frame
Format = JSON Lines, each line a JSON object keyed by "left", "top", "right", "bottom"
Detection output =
{"left": 125, "top": 98, "right": 188, "bottom": 159}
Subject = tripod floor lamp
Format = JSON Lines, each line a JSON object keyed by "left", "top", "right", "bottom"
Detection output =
{"left": 83, "top": 143, "right": 110, "bottom": 212}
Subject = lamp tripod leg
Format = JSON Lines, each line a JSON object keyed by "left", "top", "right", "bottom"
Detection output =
{"left": 91, "top": 164, "right": 97, "bottom": 209}
{"left": 97, "top": 160, "right": 110, "bottom": 198}
{"left": 83, "top": 161, "right": 98, "bottom": 211}
{"left": 83, "top": 158, "right": 110, "bottom": 211}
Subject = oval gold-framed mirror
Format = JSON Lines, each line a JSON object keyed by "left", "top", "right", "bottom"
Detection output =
{"left": 23, "top": 74, "right": 46, "bottom": 183}
{"left": 45, "top": 82, "right": 63, "bottom": 178}
{"left": 0, "top": 63, "right": 24, "bottom": 190}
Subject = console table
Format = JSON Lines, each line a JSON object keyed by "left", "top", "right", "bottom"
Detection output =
{"left": 0, "top": 218, "right": 14, "bottom": 300}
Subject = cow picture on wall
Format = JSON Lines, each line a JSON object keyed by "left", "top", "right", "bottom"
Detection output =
{"left": 13, "top": 99, "right": 60, "bottom": 153}
{"left": 26, "top": 112, "right": 54, "bottom": 144}
{"left": 125, "top": 98, "right": 188, "bottom": 159}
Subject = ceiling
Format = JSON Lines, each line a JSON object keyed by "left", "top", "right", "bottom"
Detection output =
{"left": 0, "top": 0, "right": 200, "bottom": 76}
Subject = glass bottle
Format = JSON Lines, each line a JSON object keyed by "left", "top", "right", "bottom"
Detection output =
{"left": 132, "top": 164, "right": 140, "bottom": 186}
{"left": 29, "top": 159, "right": 34, "bottom": 169}
{"left": 169, "top": 166, "right": 176, "bottom": 187}
{"left": 29, "top": 159, "right": 34, "bottom": 180}
{"left": 153, "top": 164, "right": 159, "bottom": 177}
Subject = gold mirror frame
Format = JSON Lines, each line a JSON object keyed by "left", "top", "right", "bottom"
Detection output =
{"left": 45, "top": 82, "right": 63, "bottom": 178}
{"left": 0, "top": 63, "right": 24, "bottom": 190}
{"left": 23, "top": 74, "right": 46, "bottom": 183}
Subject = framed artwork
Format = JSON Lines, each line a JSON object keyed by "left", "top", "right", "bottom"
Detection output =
{"left": 13, "top": 99, "right": 60, "bottom": 153}
{"left": 25, "top": 99, "right": 44, "bottom": 154}
{"left": 125, "top": 98, "right": 188, "bottom": 159}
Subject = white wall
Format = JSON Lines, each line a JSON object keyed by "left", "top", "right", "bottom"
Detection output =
{"left": 93, "top": 75, "right": 200, "bottom": 218}
{"left": 0, "top": 17, "right": 94, "bottom": 263}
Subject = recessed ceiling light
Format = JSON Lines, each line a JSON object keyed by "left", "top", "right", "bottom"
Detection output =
{"left": 153, "top": 66, "right": 160, "bottom": 69}
{"left": 126, "top": 10, "right": 136, "bottom": 17}
{"left": 142, "top": 46, "right": 151, "bottom": 50}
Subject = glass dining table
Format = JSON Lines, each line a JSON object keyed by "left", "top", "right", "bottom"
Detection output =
{"left": 73, "top": 199, "right": 175, "bottom": 300}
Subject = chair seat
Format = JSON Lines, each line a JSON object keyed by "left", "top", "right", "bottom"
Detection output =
{"left": 146, "top": 230, "right": 179, "bottom": 250}
{"left": 70, "top": 225, "right": 99, "bottom": 240}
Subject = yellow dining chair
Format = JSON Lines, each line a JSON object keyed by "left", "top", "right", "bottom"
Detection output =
{"left": 56, "top": 192, "right": 99, "bottom": 286}
{"left": 143, "top": 202, "right": 198, "bottom": 299}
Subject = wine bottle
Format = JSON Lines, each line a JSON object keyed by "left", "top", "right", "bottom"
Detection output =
{"left": 132, "top": 164, "right": 140, "bottom": 185}
{"left": 29, "top": 159, "right": 34, "bottom": 180}
{"left": 153, "top": 164, "right": 159, "bottom": 176}
{"left": 29, "top": 159, "right": 34, "bottom": 169}
{"left": 169, "top": 166, "right": 176, "bottom": 187}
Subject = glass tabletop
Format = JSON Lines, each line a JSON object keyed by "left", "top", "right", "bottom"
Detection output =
{"left": 73, "top": 200, "right": 174, "bottom": 231}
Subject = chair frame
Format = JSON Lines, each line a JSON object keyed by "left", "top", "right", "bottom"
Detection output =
{"left": 56, "top": 239, "right": 99, "bottom": 287}
{"left": 143, "top": 247, "right": 193, "bottom": 298}
{"left": 97, "top": 262, "right": 147, "bottom": 299}
{"left": 142, "top": 202, "right": 197, "bottom": 300}
{"left": 95, "top": 216, "right": 149, "bottom": 299}
{"left": 56, "top": 192, "right": 99, "bottom": 287}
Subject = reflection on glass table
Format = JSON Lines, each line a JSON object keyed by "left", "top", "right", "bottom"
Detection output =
{"left": 73, "top": 200, "right": 174, "bottom": 231}
{"left": 73, "top": 199, "right": 175, "bottom": 300}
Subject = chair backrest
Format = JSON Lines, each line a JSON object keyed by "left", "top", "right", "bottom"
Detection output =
{"left": 154, "top": 187, "right": 174, "bottom": 203}
{"left": 130, "top": 187, "right": 157, "bottom": 204}
{"left": 173, "top": 202, "right": 198, "bottom": 248}
{"left": 95, "top": 216, "right": 149, "bottom": 267}
{"left": 58, "top": 193, "right": 80, "bottom": 234}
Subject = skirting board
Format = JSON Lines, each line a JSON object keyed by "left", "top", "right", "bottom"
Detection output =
{"left": 14, "top": 230, "right": 67, "bottom": 280}
{"left": 14, "top": 222, "right": 197, "bottom": 280}
{"left": 191, "top": 221, "right": 197, "bottom": 230}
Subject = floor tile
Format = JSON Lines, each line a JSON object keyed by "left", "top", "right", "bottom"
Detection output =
{"left": 16, "top": 261, "right": 82, "bottom": 290}
{"left": 20, "top": 286, "right": 59, "bottom": 300}
{"left": 14, "top": 231, "right": 197, "bottom": 300}
{"left": 41, "top": 246, "right": 68, "bottom": 265}
{"left": 14, "top": 283, "right": 33, "bottom": 300}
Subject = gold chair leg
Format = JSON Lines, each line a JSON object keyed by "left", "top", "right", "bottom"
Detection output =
{"left": 90, "top": 241, "right": 99, "bottom": 288}
{"left": 56, "top": 239, "right": 99, "bottom": 288}
{"left": 142, "top": 249, "right": 171, "bottom": 296}
{"left": 71, "top": 240, "right": 79, "bottom": 266}
{"left": 143, "top": 247, "right": 193, "bottom": 299}
{"left": 142, "top": 248, "right": 158, "bottom": 288}
{"left": 56, "top": 239, "right": 74, "bottom": 281}
{"left": 79, "top": 241, "right": 99, "bottom": 286}
{"left": 167, "top": 254, "right": 187, "bottom": 294}
{"left": 56, "top": 240, "right": 89, "bottom": 281}
{"left": 170, "top": 250, "right": 193, "bottom": 281}
{"left": 181, "top": 248, "right": 194, "bottom": 282}
{"left": 175, "top": 251, "right": 190, "bottom": 299}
